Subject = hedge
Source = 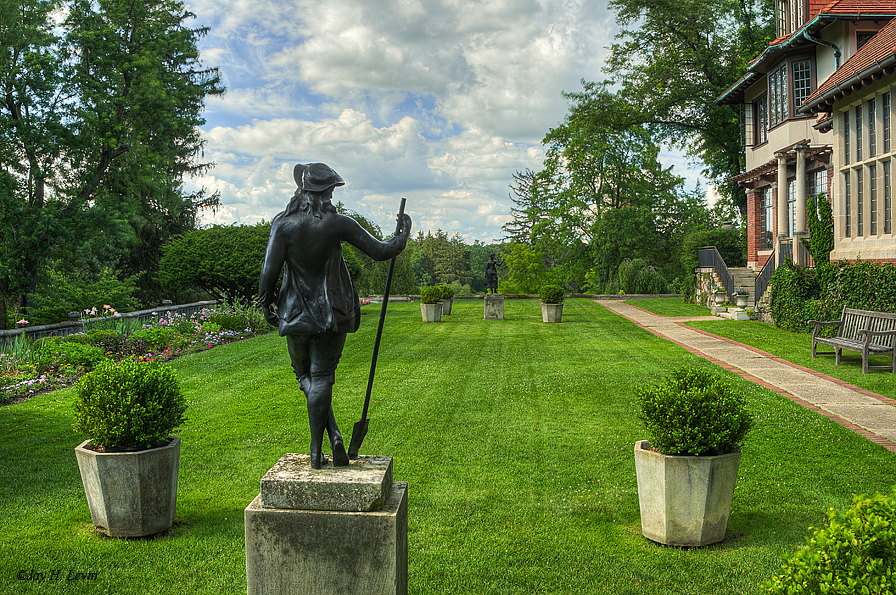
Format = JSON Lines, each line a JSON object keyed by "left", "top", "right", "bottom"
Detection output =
{"left": 770, "top": 260, "right": 896, "bottom": 332}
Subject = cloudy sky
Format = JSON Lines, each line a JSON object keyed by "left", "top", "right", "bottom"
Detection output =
{"left": 183, "top": 0, "right": 702, "bottom": 243}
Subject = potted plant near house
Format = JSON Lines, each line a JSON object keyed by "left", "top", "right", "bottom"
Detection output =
{"left": 539, "top": 285, "right": 565, "bottom": 323}
{"left": 420, "top": 286, "right": 442, "bottom": 323}
{"left": 438, "top": 284, "right": 455, "bottom": 316}
{"left": 634, "top": 366, "right": 752, "bottom": 546}
{"left": 73, "top": 358, "right": 187, "bottom": 537}
{"left": 733, "top": 286, "right": 750, "bottom": 308}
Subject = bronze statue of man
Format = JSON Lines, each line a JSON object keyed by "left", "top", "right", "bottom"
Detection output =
{"left": 485, "top": 253, "right": 503, "bottom": 293}
{"left": 259, "top": 163, "right": 412, "bottom": 469}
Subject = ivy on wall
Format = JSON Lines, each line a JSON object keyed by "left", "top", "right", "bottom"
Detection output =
{"left": 770, "top": 260, "right": 896, "bottom": 332}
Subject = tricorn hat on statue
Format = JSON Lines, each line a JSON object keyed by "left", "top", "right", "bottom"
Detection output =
{"left": 294, "top": 163, "right": 345, "bottom": 192}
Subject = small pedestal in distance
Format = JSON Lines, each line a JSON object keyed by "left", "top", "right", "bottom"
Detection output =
{"left": 484, "top": 294, "right": 504, "bottom": 320}
{"left": 245, "top": 454, "right": 408, "bottom": 595}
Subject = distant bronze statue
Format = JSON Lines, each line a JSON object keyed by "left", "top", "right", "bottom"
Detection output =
{"left": 259, "top": 163, "right": 412, "bottom": 469}
{"left": 485, "top": 253, "right": 503, "bottom": 294}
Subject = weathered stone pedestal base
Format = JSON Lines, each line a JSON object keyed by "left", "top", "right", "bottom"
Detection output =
{"left": 484, "top": 294, "right": 504, "bottom": 319}
{"left": 245, "top": 454, "right": 408, "bottom": 595}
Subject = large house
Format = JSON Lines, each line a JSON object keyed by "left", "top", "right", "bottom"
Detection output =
{"left": 717, "top": 0, "right": 896, "bottom": 272}
{"left": 800, "top": 16, "right": 896, "bottom": 262}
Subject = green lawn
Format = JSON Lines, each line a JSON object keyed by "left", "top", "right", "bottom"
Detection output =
{"left": 2, "top": 299, "right": 894, "bottom": 594}
{"left": 624, "top": 297, "right": 714, "bottom": 317}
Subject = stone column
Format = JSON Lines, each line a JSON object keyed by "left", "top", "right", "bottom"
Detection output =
{"left": 793, "top": 144, "right": 809, "bottom": 265}
{"left": 775, "top": 151, "right": 789, "bottom": 240}
{"left": 775, "top": 152, "right": 789, "bottom": 263}
{"left": 794, "top": 145, "right": 808, "bottom": 234}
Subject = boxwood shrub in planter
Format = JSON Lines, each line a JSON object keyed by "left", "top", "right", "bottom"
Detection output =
{"left": 420, "top": 286, "right": 442, "bottom": 323}
{"left": 634, "top": 366, "right": 752, "bottom": 546}
{"left": 539, "top": 285, "right": 565, "bottom": 323}
{"left": 73, "top": 358, "right": 187, "bottom": 537}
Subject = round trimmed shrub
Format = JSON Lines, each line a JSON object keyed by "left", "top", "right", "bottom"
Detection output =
{"left": 421, "top": 286, "right": 441, "bottom": 304}
{"left": 763, "top": 487, "right": 896, "bottom": 594}
{"left": 539, "top": 285, "right": 565, "bottom": 304}
{"left": 73, "top": 359, "right": 187, "bottom": 450}
{"left": 637, "top": 366, "right": 752, "bottom": 456}
{"left": 436, "top": 284, "right": 455, "bottom": 300}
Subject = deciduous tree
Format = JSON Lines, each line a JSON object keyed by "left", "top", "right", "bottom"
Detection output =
{"left": 604, "top": 0, "right": 775, "bottom": 214}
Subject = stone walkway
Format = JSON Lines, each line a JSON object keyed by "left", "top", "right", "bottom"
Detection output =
{"left": 596, "top": 300, "right": 896, "bottom": 454}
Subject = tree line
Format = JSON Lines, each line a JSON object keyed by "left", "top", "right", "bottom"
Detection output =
{"left": 1, "top": 0, "right": 222, "bottom": 328}
{"left": 157, "top": 205, "right": 504, "bottom": 305}
{"left": 3, "top": 0, "right": 773, "bottom": 326}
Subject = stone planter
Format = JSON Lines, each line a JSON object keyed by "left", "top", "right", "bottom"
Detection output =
{"left": 713, "top": 291, "right": 727, "bottom": 305}
{"left": 634, "top": 440, "right": 740, "bottom": 546}
{"left": 75, "top": 436, "right": 180, "bottom": 537}
{"left": 734, "top": 295, "right": 748, "bottom": 308}
{"left": 540, "top": 302, "right": 563, "bottom": 323}
{"left": 420, "top": 302, "right": 442, "bottom": 323}
{"left": 441, "top": 297, "right": 453, "bottom": 316}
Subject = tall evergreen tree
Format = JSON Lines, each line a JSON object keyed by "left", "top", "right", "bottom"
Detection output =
{"left": 0, "top": 0, "right": 223, "bottom": 323}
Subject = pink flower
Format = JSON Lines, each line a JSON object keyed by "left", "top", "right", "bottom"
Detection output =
{"left": 90, "top": 307, "right": 97, "bottom": 315}
{"left": 16, "top": 319, "right": 28, "bottom": 325}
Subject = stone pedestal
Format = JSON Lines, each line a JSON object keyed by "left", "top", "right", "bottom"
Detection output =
{"left": 484, "top": 294, "right": 504, "bottom": 320}
{"left": 245, "top": 454, "right": 408, "bottom": 595}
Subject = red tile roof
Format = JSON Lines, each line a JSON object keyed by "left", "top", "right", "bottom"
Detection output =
{"left": 816, "top": 0, "right": 896, "bottom": 14}
{"left": 809, "top": 0, "right": 829, "bottom": 17}
{"left": 801, "top": 17, "right": 896, "bottom": 111}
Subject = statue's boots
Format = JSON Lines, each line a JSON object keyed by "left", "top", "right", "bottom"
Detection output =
{"left": 327, "top": 408, "right": 350, "bottom": 466}
{"left": 305, "top": 373, "right": 350, "bottom": 469}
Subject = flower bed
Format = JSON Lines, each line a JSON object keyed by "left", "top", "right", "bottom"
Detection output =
{"left": 1, "top": 301, "right": 270, "bottom": 404}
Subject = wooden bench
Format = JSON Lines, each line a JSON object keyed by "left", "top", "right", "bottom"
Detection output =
{"left": 809, "top": 306, "right": 896, "bottom": 374}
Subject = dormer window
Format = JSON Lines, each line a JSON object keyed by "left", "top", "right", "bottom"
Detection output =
{"left": 777, "top": 0, "right": 790, "bottom": 36}
{"left": 776, "top": 0, "right": 807, "bottom": 36}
